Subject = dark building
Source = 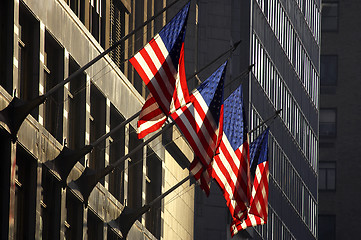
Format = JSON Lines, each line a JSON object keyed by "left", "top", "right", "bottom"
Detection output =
{"left": 319, "top": 0, "right": 361, "bottom": 239}
{"left": 181, "top": 0, "right": 319, "bottom": 239}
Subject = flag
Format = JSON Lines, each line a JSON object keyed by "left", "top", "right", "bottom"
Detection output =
{"left": 210, "top": 85, "right": 251, "bottom": 222}
{"left": 230, "top": 128, "right": 270, "bottom": 237}
{"left": 130, "top": 2, "right": 191, "bottom": 139}
{"left": 170, "top": 61, "right": 227, "bottom": 194}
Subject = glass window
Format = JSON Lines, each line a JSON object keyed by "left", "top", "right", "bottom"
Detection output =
{"left": 109, "top": 104, "right": 125, "bottom": 203}
{"left": 65, "top": 191, "right": 83, "bottom": 239}
{"left": 318, "top": 215, "right": 336, "bottom": 240}
{"left": 321, "top": 2, "right": 338, "bottom": 31}
{"left": 90, "top": 84, "right": 106, "bottom": 184}
{"left": 44, "top": 31, "right": 64, "bottom": 143}
{"left": 319, "top": 108, "right": 337, "bottom": 137}
{"left": 145, "top": 147, "right": 162, "bottom": 238}
{"left": 321, "top": 55, "right": 337, "bottom": 86}
{"left": 68, "top": 57, "right": 86, "bottom": 154}
{"left": 319, "top": 162, "right": 336, "bottom": 190}
{"left": 87, "top": 211, "right": 103, "bottom": 240}
{"left": 14, "top": 147, "right": 37, "bottom": 239}
{"left": 19, "top": 2, "right": 40, "bottom": 118}
{"left": 128, "top": 129, "right": 144, "bottom": 211}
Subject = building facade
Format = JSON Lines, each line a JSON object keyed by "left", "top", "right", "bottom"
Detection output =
{"left": 184, "top": 1, "right": 319, "bottom": 239}
{"left": 319, "top": 0, "right": 361, "bottom": 239}
{"left": 0, "top": 0, "right": 195, "bottom": 239}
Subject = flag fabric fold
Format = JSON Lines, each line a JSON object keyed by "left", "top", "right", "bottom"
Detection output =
{"left": 210, "top": 85, "right": 251, "bottom": 222}
{"left": 230, "top": 128, "right": 270, "bottom": 237}
{"left": 170, "top": 61, "right": 227, "bottom": 195}
{"left": 130, "top": 2, "right": 191, "bottom": 139}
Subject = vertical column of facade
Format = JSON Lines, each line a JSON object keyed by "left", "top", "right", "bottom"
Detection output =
{"left": 63, "top": 49, "right": 70, "bottom": 145}
{"left": 35, "top": 154, "right": 43, "bottom": 240}
{"left": 142, "top": 0, "right": 148, "bottom": 46}
{"left": 8, "top": 143, "right": 16, "bottom": 240}
{"left": 83, "top": 74, "right": 92, "bottom": 239}
{"left": 103, "top": 98, "right": 111, "bottom": 240}
{"left": 60, "top": 49, "right": 70, "bottom": 240}
{"left": 160, "top": 158, "right": 166, "bottom": 240}
{"left": 7, "top": 0, "right": 18, "bottom": 238}
{"left": 12, "top": 0, "right": 19, "bottom": 96}
{"left": 194, "top": 0, "right": 199, "bottom": 75}
{"left": 105, "top": 98, "right": 111, "bottom": 190}
{"left": 38, "top": 21, "right": 45, "bottom": 126}
{"left": 141, "top": 145, "right": 147, "bottom": 225}
{"left": 149, "top": 0, "right": 154, "bottom": 38}
{"left": 123, "top": 123, "right": 130, "bottom": 205}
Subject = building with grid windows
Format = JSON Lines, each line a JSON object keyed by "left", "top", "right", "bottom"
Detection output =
{"left": 179, "top": 0, "right": 320, "bottom": 239}
{"left": 0, "top": 0, "right": 196, "bottom": 239}
{"left": 318, "top": 0, "right": 361, "bottom": 239}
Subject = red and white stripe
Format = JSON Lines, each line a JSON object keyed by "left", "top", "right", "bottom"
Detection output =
{"left": 230, "top": 161, "right": 269, "bottom": 237}
{"left": 170, "top": 88, "right": 223, "bottom": 194}
{"left": 130, "top": 34, "right": 189, "bottom": 139}
{"left": 211, "top": 136, "right": 251, "bottom": 221}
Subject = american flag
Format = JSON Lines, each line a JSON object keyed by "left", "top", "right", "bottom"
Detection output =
{"left": 170, "top": 62, "right": 227, "bottom": 194}
{"left": 230, "top": 128, "right": 270, "bottom": 237}
{"left": 209, "top": 85, "right": 251, "bottom": 222}
{"left": 129, "top": 2, "right": 190, "bottom": 139}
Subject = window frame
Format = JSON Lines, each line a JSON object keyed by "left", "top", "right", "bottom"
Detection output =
{"left": 321, "top": 2, "right": 339, "bottom": 32}
{"left": 319, "top": 161, "right": 336, "bottom": 191}
{"left": 319, "top": 108, "right": 337, "bottom": 138}
{"left": 320, "top": 55, "right": 338, "bottom": 87}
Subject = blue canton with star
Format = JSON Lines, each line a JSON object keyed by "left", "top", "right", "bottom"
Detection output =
{"left": 222, "top": 85, "right": 247, "bottom": 151}
{"left": 197, "top": 61, "right": 227, "bottom": 126}
{"left": 158, "top": 2, "right": 190, "bottom": 69}
{"left": 249, "top": 128, "right": 269, "bottom": 176}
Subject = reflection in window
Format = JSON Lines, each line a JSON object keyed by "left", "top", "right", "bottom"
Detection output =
{"left": 44, "top": 31, "right": 64, "bottom": 143}
{"left": 65, "top": 190, "right": 83, "bottom": 239}
{"left": 319, "top": 109, "right": 336, "bottom": 137}
{"left": 321, "top": 55, "right": 337, "bottom": 86}
{"left": 14, "top": 147, "right": 37, "bottom": 240}
{"left": 145, "top": 147, "right": 162, "bottom": 238}
{"left": 41, "top": 168, "right": 61, "bottom": 240}
{"left": 128, "top": 129, "right": 143, "bottom": 212}
{"left": 109, "top": 104, "right": 125, "bottom": 203}
{"left": 321, "top": 2, "right": 338, "bottom": 31}
{"left": 19, "top": 2, "right": 40, "bottom": 118}
{"left": 90, "top": 84, "right": 106, "bottom": 184}
{"left": 68, "top": 57, "right": 86, "bottom": 154}
{"left": 319, "top": 162, "right": 336, "bottom": 190}
{"left": 87, "top": 211, "right": 103, "bottom": 240}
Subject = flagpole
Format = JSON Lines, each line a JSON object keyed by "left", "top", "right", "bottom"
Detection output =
{"left": 112, "top": 106, "right": 277, "bottom": 238}
{"left": 0, "top": 0, "right": 185, "bottom": 141}
{"left": 111, "top": 174, "right": 192, "bottom": 239}
{"left": 148, "top": 174, "right": 191, "bottom": 206}
{"left": 187, "top": 40, "right": 241, "bottom": 82}
{"left": 44, "top": 41, "right": 242, "bottom": 184}
{"left": 224, "top": 64, "right": 254, "bottom": 89}
{"left": 69, "top": 120, "right": 177, "bottom": 204}
{"left": 45, "top": 0, "right": 187, "bottom": 98}
{"left": 67, "top": 59, "right": 247, "bottom": 203}
{"left": 248, "top": 109, "right": 282, "bottom": 135}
